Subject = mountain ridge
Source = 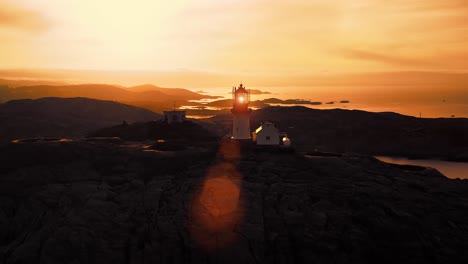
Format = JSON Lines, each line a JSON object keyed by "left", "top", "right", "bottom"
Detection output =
{"left": 0, "top": 80, "right": 218, "bottom": 104}
{"left": 0, "top": 97, "right": 162, "bottom": 142}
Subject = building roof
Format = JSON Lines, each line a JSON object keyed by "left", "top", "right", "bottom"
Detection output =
{"left": 255, "top": 122, "right": 279, "bottom": 134}
{"left": 235, "top": 83, "right": 248, "bottom": 93}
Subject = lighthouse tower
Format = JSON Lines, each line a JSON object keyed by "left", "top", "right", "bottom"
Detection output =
{"left": 231, "top": 84, "right": 252, "bottom": 139}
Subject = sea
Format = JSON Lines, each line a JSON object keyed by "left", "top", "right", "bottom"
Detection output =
{"left": 376, "top": 156, "right": 468, "bottom": 179}
{"left": 189, "top": 85, "right": 468, "bottom": 118}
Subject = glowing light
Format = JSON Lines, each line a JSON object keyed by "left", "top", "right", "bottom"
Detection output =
{"left": 238, "top": 95, "right": 245, "bottom": 103}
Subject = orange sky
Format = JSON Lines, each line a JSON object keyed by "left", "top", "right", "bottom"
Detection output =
{"left": 1, "top": 0, "right": 468, "bottom": 75}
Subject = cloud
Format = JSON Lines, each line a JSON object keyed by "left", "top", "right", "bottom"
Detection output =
{"left": 248, "top": 89, "right": 271, "bottom": 95}
{"left": 339, "top": 48, "right": 431, "bottom": 67}
{"left": 0, "top": 2, "right": 49, "bottom": 31}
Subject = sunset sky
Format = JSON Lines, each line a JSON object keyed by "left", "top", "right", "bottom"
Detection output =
{"left": 1, "top": 0, "right": 468, "bottom": 75}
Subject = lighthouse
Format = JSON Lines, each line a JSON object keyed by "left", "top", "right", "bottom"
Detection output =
{"left": 231, "top": 84, "right": 252, "bottom": 139}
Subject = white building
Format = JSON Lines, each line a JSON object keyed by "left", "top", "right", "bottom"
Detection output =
{"left": 252, "top": 122, "right": 291, "bottom": 147}
{"left": 252, "top": 122, "right": 279, "bottom": 145}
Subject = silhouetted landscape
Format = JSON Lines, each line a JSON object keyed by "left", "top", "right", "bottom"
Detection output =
{"left": 1, "top": 0, "right": 468, "bottom": 263}
{"left": 0, "top": 81, "right": 467, "bottom": 263}
{"left": 0, "top": 97, "right": 161, "bottom": 143}
{"left": 2, "top": 94, "right": 466, "bottom": 161}
{"left": 1, "top": 132, "right": 468, "bottom": 263}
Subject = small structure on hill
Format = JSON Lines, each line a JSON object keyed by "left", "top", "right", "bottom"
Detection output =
{"left": 252, "top": 122, "right": 291, "bottom": 147}
{"left": 163, "top": 103, "right": 186, "bottom": 124}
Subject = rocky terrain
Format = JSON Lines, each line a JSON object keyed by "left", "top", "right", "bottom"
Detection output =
{"left": 1, "top": 139, "right": 468, "bottom": 264}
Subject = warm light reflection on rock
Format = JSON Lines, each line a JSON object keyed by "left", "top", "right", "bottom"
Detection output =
{"left": 190, "top": 162, "right": 243, "bottom": 251}
{"left": 218, "top": 139, "right": 241, "bottom": 160}
{"left": 199, "top": 175, "right": 240, "bottom": 222}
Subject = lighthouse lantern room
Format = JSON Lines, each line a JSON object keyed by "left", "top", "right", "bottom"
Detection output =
{"left": 231, "top": 84, "right": 252, "bottom": 139}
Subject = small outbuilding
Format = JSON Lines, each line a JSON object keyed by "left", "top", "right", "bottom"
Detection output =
{"left": 252, "top": 122, "right": 291, "bottom": 147}
{"left": 253, "top": 122, "right": 279, "bottom": 145}
{"left": 163, "top": 110, "right": 186, "bottom": 124}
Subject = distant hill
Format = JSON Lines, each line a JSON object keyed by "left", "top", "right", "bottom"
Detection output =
{"left": 2, "top": 84, "right": 135, "bottom": 102}
{"left": 0, "top": 80, "right": 217, "bottom": 105}
{"left": 208, "top": 106, "right": 468, "bottom": 160}
{"left": 0, "top": 84, "right": 212, "bottom": 102}
{"left": 127, "top": 84, "right": 219, "bottom": 100}
{"left": 0, "top": 78, "right": 67, "bottom": 88}
{"left": 0, "top": 97, "right": 161, "bottom": 142}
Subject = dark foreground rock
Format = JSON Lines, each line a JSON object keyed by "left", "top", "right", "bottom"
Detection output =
{"left": 1, "top": 140, "right": 468, "bottom": 264}
{"left": 89, "top": 120, "right": 218, "bottom": 144}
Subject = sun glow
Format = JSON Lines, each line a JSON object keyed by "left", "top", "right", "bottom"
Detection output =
{"left": 2, "top": 0, "right": 468, "bottom": 72}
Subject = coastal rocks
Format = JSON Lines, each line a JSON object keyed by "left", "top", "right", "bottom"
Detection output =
{"left": 0, "top": 141, "right": 468, "bottom": 263}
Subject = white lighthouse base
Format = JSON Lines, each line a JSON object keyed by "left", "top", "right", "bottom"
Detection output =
{"left": 232, "top": 113, "right": 251, "bottom": 139}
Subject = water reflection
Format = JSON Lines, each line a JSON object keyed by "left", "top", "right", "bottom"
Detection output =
{"left": 376, "top": 156, "right": 468, "bottom": 179}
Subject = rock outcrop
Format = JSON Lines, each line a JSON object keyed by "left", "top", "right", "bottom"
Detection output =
{"left": 0, "top": 140, "right": 467, "bottom": 264}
